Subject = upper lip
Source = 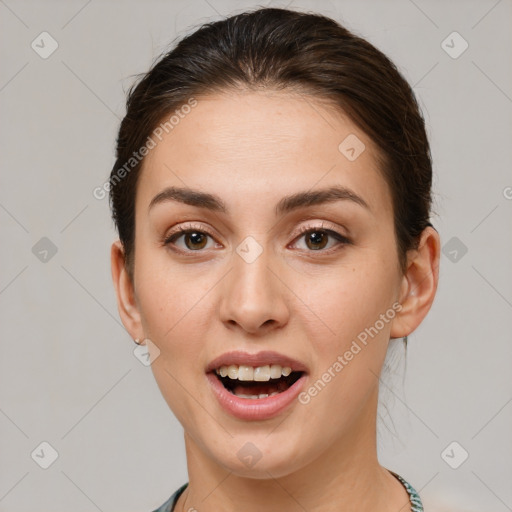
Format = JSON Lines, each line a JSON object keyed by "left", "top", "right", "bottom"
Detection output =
{"left": 205, "top": 350, "right": 308, "bottom": 374}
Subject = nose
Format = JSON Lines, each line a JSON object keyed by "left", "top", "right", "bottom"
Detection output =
{"left": 219, "top": 243, "right": 290, "bottom": 335}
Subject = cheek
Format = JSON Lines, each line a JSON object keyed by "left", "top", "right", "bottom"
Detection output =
{"left": 134, "top": 241, "right": 214, "bottom": 336}
{"left": 295, "top": 260, "right": 397, "bottom": 352}
{"left": 295, "top": 266, "right": 396, "bottom": 427}
{"left": 134, "top": 261, "right": 216, "bottom": 423}
{"left": 133, "top": 254, "right": 225, "bottom": 414}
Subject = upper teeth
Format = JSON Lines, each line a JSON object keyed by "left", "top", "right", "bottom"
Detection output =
{"left": 216, "top": 364, "right": 293, "bottom": 381}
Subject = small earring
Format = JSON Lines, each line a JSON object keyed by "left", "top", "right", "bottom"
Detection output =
{"left": 403, "top": 335, "right": 408, "bottom": 347}
{"left": 134, "top": 338, "right": 143, "bottom": 345}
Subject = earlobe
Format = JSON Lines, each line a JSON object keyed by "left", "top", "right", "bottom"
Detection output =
{"left": 111, "top": 240, "right": 143, "bottom": 340}
{"left": 390, "top": 227, "right": 441, "bottom": 339}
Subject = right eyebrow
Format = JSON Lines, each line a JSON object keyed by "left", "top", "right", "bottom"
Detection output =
{"left": 148, "top": 187, "right": 227, "bottom": 213}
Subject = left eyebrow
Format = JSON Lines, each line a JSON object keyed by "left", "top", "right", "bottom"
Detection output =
{"left": 148, "top": 185, "right": 370, "bottom": 215}
{"left": 274, "top": 185, "right": 370, "bottom": 215}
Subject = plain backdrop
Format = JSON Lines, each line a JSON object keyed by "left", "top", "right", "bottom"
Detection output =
{"left": 1, "top": 0, "right": 511, "bottom": 511}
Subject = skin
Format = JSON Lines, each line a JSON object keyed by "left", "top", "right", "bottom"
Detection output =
{"left": 111, "top": 90, "right": 440, "bottom": 512}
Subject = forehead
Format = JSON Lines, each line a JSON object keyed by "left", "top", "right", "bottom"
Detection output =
{"left": 137, "top": 90, "right": 392, "bottom": 219}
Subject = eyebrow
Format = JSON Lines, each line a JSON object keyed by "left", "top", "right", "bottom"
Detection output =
{"left": 148, "top": 185, "right": 370, "bottom": 215}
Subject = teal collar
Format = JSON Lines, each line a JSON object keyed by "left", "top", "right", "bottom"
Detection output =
{"left": 154, "top": 473, "right": 423, "bottom": 512}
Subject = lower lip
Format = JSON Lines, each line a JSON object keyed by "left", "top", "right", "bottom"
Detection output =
{"left": 206, "top": 372, "right": 307, "bottom": 421}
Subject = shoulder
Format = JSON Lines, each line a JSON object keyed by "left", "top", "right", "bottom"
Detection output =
{"left": 150, "top": 483, "right": 188, "bottom": 512}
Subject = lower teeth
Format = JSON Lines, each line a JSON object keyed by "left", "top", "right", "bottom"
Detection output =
{"left": 233, "top": 391, "right": 280, "bottom": 399}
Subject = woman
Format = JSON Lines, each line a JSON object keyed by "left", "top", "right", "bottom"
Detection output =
{"left": 109, "top": 7, "right": 439, "bottom": 511}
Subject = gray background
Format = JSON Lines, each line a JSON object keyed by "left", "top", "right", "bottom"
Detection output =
{"left": 1, "top": 0, "right": 511, "bottom": 510}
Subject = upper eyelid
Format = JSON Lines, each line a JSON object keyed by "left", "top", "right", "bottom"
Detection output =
{"left": 296, "top": 221, "right": 345, "bottom": 235}
{"left": 168, "top": 222, "right": 216, "bottom": 236}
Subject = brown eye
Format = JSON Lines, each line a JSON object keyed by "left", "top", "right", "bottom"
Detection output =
{"left": 292, "top": 226, "right": 351, "bottom": 253}
{"left": 304, "top": 231, "right": 328, "bottom": 250}
{"left": 164, "top": 227, "right": 217, "bottom": 252}
{"left": 183, "top": 231, "right": 208, "bottom": 250}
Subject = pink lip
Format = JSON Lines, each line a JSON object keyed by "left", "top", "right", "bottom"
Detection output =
{"left": 205, "top": 350, "right": 308, "bottom": 374}
{"left": 206, "top": 372, "right": 307, "bottom": 421}
{"left": 205, "top": 350, "right": 309, "bottom": 421}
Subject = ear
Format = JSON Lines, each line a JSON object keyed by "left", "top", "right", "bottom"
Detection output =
{"left": 111, "top": 240, "right": 144, "bottom": 342}
{"left": 390, "top": 226, "right": 441, "bottom": 338}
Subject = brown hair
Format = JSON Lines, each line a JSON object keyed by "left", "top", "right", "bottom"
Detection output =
{"left": 109, "top": 7, "right": 434, "bottom": 276}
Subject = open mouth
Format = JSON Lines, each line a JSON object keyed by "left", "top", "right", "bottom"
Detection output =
{"left": 213, "top": 364, "right": 304, "bottom": 399}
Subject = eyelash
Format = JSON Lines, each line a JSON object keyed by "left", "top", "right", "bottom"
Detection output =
{"left": 163, "top": 222, "right": 351, "bottom": 255}
{"left": 292, "top": 223, "right": 351, "bottom": 252}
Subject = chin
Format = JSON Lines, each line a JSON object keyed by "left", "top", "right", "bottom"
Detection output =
{"left": 204, "top": 434, "right": 309, "bottom": 480}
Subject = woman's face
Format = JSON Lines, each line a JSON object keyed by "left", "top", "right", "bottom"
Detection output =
{"left": 116, "top": 90, "right": 414, "bottom": 478}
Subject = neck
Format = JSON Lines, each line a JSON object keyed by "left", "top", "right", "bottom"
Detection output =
{"left": 177, "top": 389, "right": 409, "bottom": 512}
